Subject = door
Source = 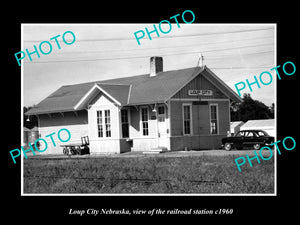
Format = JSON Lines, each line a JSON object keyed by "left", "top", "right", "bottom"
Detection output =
{"left": 234, "top": 131, "right": 245, "bottom": 149}
{"left": 244, "top": 131, "right": 255, "bottom": 147}
{"left": 157, "top": 106, "right": 168, "bottom": 148}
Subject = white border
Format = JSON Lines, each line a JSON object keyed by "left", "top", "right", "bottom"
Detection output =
{"left": 21, "top": 24, "right": 24, "bottom": 195}
{"left": 274, "top": 24, "right": 277, "bottom": 196}
{"left": 21, "top": 23, "right": 277, "bottom": 196}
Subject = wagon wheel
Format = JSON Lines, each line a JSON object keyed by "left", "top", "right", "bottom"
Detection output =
{"left": 63, "top": 147, "right": 69, "bottom": 155}
{"left": 70, "top": 146, "right": 76, "bottom": 155}
{"left": 75, "top": 146, "right": 81, "bottom": 155}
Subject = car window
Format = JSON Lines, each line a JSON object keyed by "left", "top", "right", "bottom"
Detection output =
{"left": 235, "top": 131, "right": 244, "bottom": 137}
{"left": 257, "top": 131, "right": 265, "bottom": 137}
{"left": 253, "top": 132, "right": 260, "bottom": 137}
{"left": 245, "top": 131, "right": 254, "bottom": 137}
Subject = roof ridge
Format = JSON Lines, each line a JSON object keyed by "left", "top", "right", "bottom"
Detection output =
{"left": 127, "top": 84, "right": 132, "bottom": 104}
{"left": 96, "top": 82, "right": 131, "bottom": 86}
{"left": 61, "top": 67, "right": 201, "bottom": 87}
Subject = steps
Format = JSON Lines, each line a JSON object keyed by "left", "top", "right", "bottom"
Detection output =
{"left": 142, "top": 147, "right": 167, "bottom": 154}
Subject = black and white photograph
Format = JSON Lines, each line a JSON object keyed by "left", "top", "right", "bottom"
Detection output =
{"left": 21, "top": 23, "right": 276, "bottom": 195}
{"left": 4, "top": 4, "right": 298, "bottom": 221}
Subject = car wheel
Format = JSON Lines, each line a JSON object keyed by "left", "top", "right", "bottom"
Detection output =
{"left": 224, "top": 143, "right": 232, "bottom": 151}
{"left": 253, "top": 144, "right": 261, "bottom": 150}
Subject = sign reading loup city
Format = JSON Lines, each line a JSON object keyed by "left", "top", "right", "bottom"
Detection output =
{"left": 188, "top": 90, "right": 213, "bottom": 96}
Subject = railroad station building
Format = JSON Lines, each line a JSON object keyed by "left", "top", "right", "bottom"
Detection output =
{"left": 25, "top": 56, "right": 242, "bottom": 154}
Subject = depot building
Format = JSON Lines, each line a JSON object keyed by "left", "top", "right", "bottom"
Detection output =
{"left": 26, "top": 56, "right": 242, "bottom": 154}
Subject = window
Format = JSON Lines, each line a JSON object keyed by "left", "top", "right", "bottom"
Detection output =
{"left": 210, "top": 104, "right": 218, "bottom": 134}
{"left": 157, "top": 106, "right": 165, "bottom": 122}
{"left": 96, "top": 110, "right": 111, "bottom": 138}
{"left": 105, "top": 110, "right": 111, "bottom": 137}
{"left": 121, "top": 109, "right": 129, "bottom": 138}
{"left": 141, "top": 107, "right": 149, "bottom": 136}
{"left": 97, "top": 111, "right": 103, "bottom": 138}
{"left": 183, "top": 104, "right": 192, "bottom": 135}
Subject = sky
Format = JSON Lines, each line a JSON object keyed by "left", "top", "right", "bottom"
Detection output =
{"left": 22, "top": 23, "right": 275, "bottom": 107}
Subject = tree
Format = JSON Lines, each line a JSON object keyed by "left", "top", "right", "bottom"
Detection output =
{"left": 231, "top": 93, "right": 274, "bottom": 122}
{"left": 23, "top": 106, "right": 38, "bottom": 129}
{"left": 269, "top": 103, "right": 275, "bottom": 118}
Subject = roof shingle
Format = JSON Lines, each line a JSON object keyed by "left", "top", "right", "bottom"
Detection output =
{"left": 26, "top": 66, "right": 241, "bottom": 115}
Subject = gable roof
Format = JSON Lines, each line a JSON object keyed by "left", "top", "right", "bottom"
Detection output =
{"left": 74, "top": 83, "right": 131, "bottom": 110}
{"left": 26, "top": 66, "right": 242, "bottom": 115}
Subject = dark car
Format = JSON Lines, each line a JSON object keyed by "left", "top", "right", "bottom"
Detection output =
{"left": 221, "top": 129, "right": 274, "bottom": 151}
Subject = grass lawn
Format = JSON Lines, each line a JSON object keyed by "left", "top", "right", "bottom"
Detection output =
{"left": 23, "top": 154, "right": 274, "bottom": 194}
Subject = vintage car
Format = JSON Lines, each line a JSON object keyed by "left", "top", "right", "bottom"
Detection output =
{"left": 221, "top": 129, "right": 274, "bottom": 151}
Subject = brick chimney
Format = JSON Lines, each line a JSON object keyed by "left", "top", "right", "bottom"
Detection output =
{"left": 150, "top": 56, "right": 163, "bottom": 77}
